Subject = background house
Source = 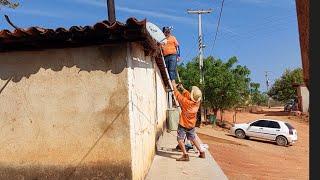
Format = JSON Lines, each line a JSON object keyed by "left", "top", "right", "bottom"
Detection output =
{"left": 0, "top": 18, "right": 169, "bottom": 180}
{"left": 293, "top": 83, "right": 309, "bottom": 113}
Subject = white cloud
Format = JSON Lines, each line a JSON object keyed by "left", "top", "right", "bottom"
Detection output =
{"left": 238, "top": 0, "right": 269, "bottom": 4}
{"left": 73, "top": 0, "right": 196, "bottom": 25}
{"left": 117, "top": 6, "right": 195, "bottom": 25}
{"left": 1, "top": 8, "right": 67, "bottom": 18}
{"left": 236, "top": 0, "right": 295, "bottom": 8}
{"left": 73, "top": 0, "right": 105, "bottom": 7}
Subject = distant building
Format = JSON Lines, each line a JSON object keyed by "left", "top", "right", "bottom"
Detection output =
{"left": 293, "top": 83, "right": 309, "bottom": 113}
{"left": 0, "top": 18, "right": 170, "bottom": 179}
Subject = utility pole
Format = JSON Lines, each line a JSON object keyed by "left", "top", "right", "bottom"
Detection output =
{"left": 187, "top": 9, "right": 213, "bottom": 124}
{"left": 265, "top": 71, "right": 271, "bottom": 108}
{"left": 107, "top": 0, "right": 116, "bottom": 23}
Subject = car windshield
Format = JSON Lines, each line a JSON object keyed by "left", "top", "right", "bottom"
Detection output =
{"left": 246, "top": 120, "right": 256, "bottom": 124}
{"left": 285, "top": 122, "right": 295, "bottom": 129}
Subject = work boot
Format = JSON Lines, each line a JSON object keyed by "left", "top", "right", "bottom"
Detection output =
{"left": 199, "top": 151, "right": 205, "bottom": 158}
{"left": 176, "top": 154, "right": 190, "bottom": 161}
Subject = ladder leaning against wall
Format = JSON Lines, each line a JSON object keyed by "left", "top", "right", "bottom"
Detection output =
{"left": 159, "top": 49, "right": 181, "bottom": 132}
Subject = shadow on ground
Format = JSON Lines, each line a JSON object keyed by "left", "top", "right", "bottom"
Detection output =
{"left": 156, "top": 146, "right": 200, "bottom": 160}
{"left": 155, "top": 150, "right": 179, "bottom": 160}
{"left": 197, "top": 133, "right": 247, "bottom": 146}
{"left": 250, "top": 110, "right": 290, "bottom": 116}
{"left": 225, "top": 134, "right": 280, "bottom": 146}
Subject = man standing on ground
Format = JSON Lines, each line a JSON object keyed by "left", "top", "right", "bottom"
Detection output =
{"left": 161, "top": 26, "right": 180, "bottom": 81}
{"left": 172, "top": 81, "right": 205, "bottom": 161}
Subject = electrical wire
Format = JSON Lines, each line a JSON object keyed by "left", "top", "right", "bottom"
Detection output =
{"left": 211, "top": 0, "right": 225, "bottom": 55}
{"left": 218, "top": 20, "right": 296, "bottom": 42}
{"left": 183, "top": 35, "right": 198, "bottom": 62}
{"left": 220, "top": 17, "right": 296, "bottom": 41}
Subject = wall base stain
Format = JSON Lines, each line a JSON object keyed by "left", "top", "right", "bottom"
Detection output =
{"left": 0, "top": 163, "right": 132, "bottom": 180}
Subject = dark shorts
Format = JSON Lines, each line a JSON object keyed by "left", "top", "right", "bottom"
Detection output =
{"left": 177, "top": 124, "right": 196, "bottom": 141}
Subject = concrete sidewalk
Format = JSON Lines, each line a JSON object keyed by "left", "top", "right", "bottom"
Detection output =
{"left": 145, "top": 130, "right": 228, "bottom": 180}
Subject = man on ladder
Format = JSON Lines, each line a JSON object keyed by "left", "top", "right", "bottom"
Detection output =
{"left": 161, "top": 26, "right": 180, "bottom": 83}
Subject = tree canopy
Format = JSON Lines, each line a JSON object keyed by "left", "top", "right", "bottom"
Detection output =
{"left": 250, "top": 82, "right": 268, "bottom": 106}
{"left": 268, "top": 68, "right": 303, "bottom": 102}
{"left": 177, "top": 56, "right": 251, "bottom": 114}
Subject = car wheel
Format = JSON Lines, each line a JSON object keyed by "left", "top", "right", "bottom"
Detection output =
{"left": 276, "top": 136, "right": 288, "bottom": 146}
{"left": 235, "top": 129, "right": 246, "bottom": 139}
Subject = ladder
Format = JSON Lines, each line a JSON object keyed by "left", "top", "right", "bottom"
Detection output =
{"left": 159, "top": 48, "right": 180, "bottom": 109}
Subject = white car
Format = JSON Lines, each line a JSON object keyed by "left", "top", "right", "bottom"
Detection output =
{"left": 229, "top": 119, "right": 298, "bottom": 146}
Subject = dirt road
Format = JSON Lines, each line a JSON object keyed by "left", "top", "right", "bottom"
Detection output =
{"left": 197, "top": 107, "right": 309, "bottom": 180}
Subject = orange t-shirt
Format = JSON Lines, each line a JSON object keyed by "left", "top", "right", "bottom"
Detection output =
{"left": 174, "top": 88, "right": 200, "bottom": 129}
{"left": 161, "top": 35, "right": 179, "bottom": 56}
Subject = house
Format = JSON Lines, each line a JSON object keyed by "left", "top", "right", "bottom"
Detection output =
{"left": 0, "top": 18, "right": 171, "bottom": 180}
{"left": 293, "top": 83, "right": 309, "bottom": 113}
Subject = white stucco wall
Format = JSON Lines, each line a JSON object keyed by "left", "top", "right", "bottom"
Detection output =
{"left": 155, "top": 62, "right": 168, "bottom": 133}
{"left": 0, "top": 45, "right": 132, "bottom": 179}
{"left": 0, "top": 42, "right": 168, "bottom": 180}
{"left": 127, "top": 43, "right": 168, "bottom": 180}
{"left": 298, "top": 86, "right": 309, "bottom": 112}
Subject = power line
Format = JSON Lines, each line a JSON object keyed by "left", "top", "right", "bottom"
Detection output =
{"left": 217, "top": 20, "right": 296, "bottom": 42}
{"left": 214, "top": 25, "right": 294, "bottom": 55}
{"left": 183, "top": 35, "right": 197, "bottom": 61}
{"left": 225, "top": 14, "right": 295, "bottom": 32}
{"left": 213, "top": 13, "right": 296, "bottom": 42}
{"left": 220, "top": 17, "right": 296, "bottom": 40}
{"left": 220, "top": 15, "right": 296, "bottom": 38}
{"left": 211, "top": 0, "right": 225, "bottom": 55}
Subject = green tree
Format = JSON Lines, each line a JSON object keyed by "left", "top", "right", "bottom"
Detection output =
{"left": 0, "top": 0, "right": 19, "bottom": 9}
{"left": 250, "top": 82, "right": 268, "bottom": 106}
{"left": 268, "top": 68, "right": 303, "bottom": 102}
{"left": 177, "top": 56, "right": 251, "bottom": 115}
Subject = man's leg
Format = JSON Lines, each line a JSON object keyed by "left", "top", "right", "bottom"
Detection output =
{"left": 168, "top": 55, "right": 177, "bottom": 81}
{"left": 164, "top": 56, "right": 173, "bottom": 80}
{"left": 190, "top": 138, "right": 202, "bottom": 153}
{"left": 187, "top": 128, "right": 206, "bottom": 158}
{"left": 176, "top": 125, "right": 190, "bottom": 161}
{"left": 178, "top": 139, "right": 187, "bottom": 155}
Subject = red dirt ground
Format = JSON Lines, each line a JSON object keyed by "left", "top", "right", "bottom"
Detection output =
{"left": 197, "top": 107, "right": 309, "bottom": 180}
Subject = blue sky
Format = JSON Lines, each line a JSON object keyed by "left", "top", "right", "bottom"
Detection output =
{"left": 0, "top": 0, "right": 301, "bottom": 92}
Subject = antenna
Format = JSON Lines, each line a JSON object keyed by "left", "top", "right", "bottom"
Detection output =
{"left": 146, "top": 22, "right": 167, "bottom": 44}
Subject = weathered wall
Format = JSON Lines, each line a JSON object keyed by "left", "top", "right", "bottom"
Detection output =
{"left": 297, "top": 86, "right": 309, "bottom": 113}
{"left": 155, "top": 62, "right": 169, "bottom": 137}
{"left": 127, "top": 43, "right": 167, "bottom": 180}
{"left": 0, "top": 45, "right": 132, "bottom": 179}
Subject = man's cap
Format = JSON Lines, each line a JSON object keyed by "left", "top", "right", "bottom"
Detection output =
{"left": 162, "top": 26, "right": 173, "bottom": 33}
{"left": 190, "top": 86, "right": 202, "bottom": 102}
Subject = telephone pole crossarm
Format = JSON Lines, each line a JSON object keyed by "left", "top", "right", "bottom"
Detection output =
{"left": 187, "top": 9, "right": 213, "bottom": 14}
